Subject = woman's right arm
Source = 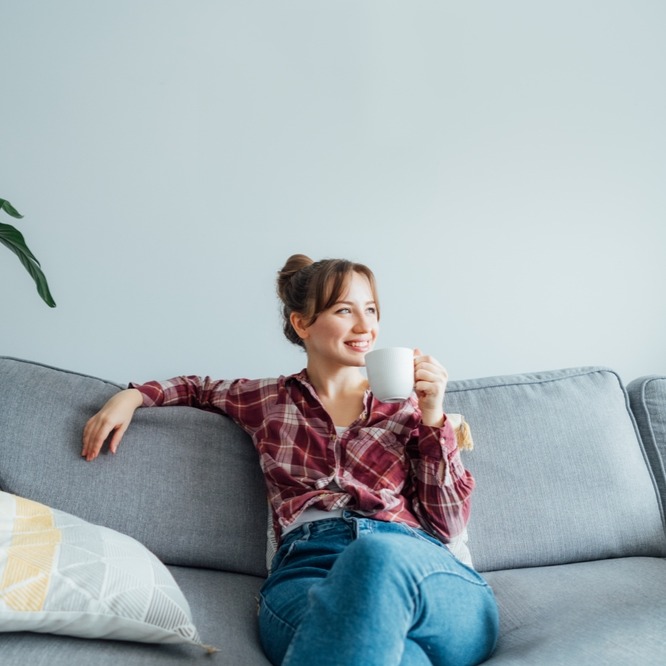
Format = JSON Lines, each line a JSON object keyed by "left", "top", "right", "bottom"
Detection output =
{"left": 81, "top": 388, "right": 144, "bottom": 461}
{"left": 81, "top": 376, "right": 228, "bottom": 462}
{"left": 81, "top": 375, "right": 274, "bottom": 461}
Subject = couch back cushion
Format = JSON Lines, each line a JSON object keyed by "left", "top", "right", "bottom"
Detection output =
{"left": 445, "top": 367, "right": 666, "bottom": 572}
{"left": 627, "top": 375, "right": 666, "bottom": 509}
{"left": 0, "top": 357, "right": 268, "bottom": 577}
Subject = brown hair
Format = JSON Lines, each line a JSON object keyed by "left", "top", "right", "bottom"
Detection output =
{"left": 276, "top": 254, "right": 380, "bottom": 348}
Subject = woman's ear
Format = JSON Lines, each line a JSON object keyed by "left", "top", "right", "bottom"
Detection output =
{"left": 289, "top": 312, "right": 309, "bottom": 341}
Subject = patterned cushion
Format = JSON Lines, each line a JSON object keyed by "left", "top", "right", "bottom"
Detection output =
{"left": 0, "top": 491, "right": 213, "bottom": 650}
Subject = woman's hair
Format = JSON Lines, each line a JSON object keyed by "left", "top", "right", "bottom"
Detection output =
{"left": 277, "top": 254, "right": 380, "bottom": 348}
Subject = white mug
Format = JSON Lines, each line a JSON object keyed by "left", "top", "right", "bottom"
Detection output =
{"left": 364, "top": 347, "right": 414, "bottom": 403}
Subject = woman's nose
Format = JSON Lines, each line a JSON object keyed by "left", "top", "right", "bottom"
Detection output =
{"left": 353, "top": 313, "right": 371, "bottom": 332}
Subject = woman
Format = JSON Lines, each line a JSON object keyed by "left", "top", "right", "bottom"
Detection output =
{"left": 82, "top": 254, "right": 499, "bottom": 666}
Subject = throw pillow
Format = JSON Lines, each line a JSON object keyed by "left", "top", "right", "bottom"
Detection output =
{"left": 0, "top": 491, "right": 215, "bottom": 651}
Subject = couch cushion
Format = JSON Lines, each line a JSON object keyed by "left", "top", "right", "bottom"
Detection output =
{"left": 171, "top": 567, "right": 270, "bottom": 664}
{"left": 627, "top": 375, "right": 666, "bottom": 508}
{"left": 445, "top": 367, "right": 666, "bottom": 571}
{"left": 483, "top": 557, "right": 666, "bottom": 664}
{"left": 0, "top": 357, "right": 269, "bottom": 577}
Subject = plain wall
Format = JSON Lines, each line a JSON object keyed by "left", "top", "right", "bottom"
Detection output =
{"left": 2, "top": 1, "right": 665, "bottom": 385}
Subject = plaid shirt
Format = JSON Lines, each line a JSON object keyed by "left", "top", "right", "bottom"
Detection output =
{"left": 131, "top": 370, "right": 474, "bottom": 545}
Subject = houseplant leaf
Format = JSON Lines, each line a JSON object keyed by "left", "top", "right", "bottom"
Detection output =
{"left": 0, "top": 199, "right": 56, "bottom": 307}
{"left": 0, "top": 198, "right": 23, "bottom": 219}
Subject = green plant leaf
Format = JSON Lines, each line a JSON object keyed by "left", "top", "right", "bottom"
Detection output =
{"left": 0, "top": 222, "right": 56, "bottom": 307}
{"left": 0, "top": 198, "right": 23, "bottom": 219}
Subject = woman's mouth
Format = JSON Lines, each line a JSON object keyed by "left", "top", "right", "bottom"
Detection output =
{"left": 345, "top": 340, "right": 371, "bottom": 352}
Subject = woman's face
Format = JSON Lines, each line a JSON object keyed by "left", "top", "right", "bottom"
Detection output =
{"left": 294, "top": 271, "right": 379, "bottom": 369}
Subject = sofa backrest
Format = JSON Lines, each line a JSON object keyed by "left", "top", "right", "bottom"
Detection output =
{"left": 3, "top": 358, "right": 665, "bottom": 578}
{"left": 446, "top": 366, "right": 666, "bottom": 572}
{"left": 0, "top": 357, "right": 269, "bottom": 577}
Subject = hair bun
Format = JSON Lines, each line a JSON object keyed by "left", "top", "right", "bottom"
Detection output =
{"left": 277, "top": 254, "right": 313, "bottom": 300}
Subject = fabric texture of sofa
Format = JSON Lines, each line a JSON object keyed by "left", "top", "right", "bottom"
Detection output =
{"left": 1, "top": 356, "right": 665, "bottom": 664}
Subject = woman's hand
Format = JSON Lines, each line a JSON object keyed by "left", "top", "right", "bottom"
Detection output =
{"left": 413, "top": 349, "right": 448, "bottom": 427}
{"left": 81, "top": 388, "right": 143, "bottom": 461}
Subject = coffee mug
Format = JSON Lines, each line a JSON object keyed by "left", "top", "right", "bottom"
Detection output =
{"left": 364, "top": 347, "right": 414, "bottom": 403}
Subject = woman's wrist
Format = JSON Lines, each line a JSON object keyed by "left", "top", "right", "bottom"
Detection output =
{"left": 122, "top": 387, "right": 144, "bottom": 409}
{"left": 420, "top": 409, "right": 445, "bottom": 428}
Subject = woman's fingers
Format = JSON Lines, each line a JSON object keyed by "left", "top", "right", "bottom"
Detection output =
{"left": 413, "top": 348, "right": 448, "bottom": 426}
{"left": 81, "top": 389, "right": 142, "bottom": 461}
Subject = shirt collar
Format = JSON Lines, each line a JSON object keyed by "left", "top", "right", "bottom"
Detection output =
{"left": 286, "top": 368, "right": 375, "bottom": 414}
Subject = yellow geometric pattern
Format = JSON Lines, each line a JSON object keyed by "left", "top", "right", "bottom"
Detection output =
{"left": 0, "top": 496, "right": 61, "bottom": 611}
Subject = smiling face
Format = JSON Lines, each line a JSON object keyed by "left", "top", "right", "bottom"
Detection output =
{"left": 290, "top": 271, "right": 379, "bottom": 370}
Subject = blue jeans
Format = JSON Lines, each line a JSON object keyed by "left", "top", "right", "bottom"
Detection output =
{"left": 258, "top": 513, "right": 499, "bottom": 666}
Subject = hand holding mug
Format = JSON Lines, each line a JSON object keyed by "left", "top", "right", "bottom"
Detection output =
{"left": 413, "top": 348, "right": 447, "bottom": 427}
{"left": 365, "top": 346, "right": 447, "bottom": 427}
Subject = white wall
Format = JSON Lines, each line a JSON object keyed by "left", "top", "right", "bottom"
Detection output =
{"left": 2, "top": 1, "right": 665, "bottom": 385}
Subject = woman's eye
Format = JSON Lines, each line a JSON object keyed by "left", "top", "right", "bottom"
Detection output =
{"left": 336, "top": 308, "right": 351, "bottom": 314}
{"left": 366, "top": 307, "right": 377, "bottom": 315}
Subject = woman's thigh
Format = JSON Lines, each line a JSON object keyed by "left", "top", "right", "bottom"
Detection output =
{"left": 258, "top": 517, "right": 498, "bottom": 666}
{"left": 258, "top": 521, "right": 352, "bottom": 664}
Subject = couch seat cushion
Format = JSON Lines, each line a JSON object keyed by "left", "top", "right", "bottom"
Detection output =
{"left": 484, "top": 557, "right": 666, "bottom": 664}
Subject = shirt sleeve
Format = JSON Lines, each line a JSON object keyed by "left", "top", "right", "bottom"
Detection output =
{"left": 129, "top": 375, "right": 274, "bottom": 433}
{"left": 405, "top": 415, "right": 475, "bottom": 543}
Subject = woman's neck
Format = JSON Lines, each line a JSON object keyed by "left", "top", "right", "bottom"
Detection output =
{"left": 305, "top": 362, "right": 368, "bottom": 400}
{"left": 308, "top": 368, "right": 368, "bottom": 428}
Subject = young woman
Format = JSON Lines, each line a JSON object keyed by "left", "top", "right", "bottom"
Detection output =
{"left": 82, "top": 254, "right": 499, "bottom": 666}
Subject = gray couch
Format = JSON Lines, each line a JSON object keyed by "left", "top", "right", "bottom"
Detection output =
{"left": 1, "top": 356, "right": 665, "bottom": 664}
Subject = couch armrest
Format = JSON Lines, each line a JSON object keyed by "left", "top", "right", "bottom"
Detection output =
{"left": 627, "top": 375, "right": 666, "bottom": 511}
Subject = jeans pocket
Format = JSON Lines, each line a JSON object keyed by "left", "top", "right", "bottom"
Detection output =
{"left": 271, "top": 528, "right": 313, "bottom": 572}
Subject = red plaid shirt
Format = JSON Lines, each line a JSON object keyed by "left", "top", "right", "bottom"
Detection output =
{"left": 131, "top": 370, "right": 474, "bottom": 545}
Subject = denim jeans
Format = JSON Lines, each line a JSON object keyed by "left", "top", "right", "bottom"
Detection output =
{"left": 258, "top": 512, "right": 499, "bottom": 666}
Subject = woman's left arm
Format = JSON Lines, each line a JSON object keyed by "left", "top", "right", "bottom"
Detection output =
{"left": 408, "top": 350, "right": 475, "bottom": 541}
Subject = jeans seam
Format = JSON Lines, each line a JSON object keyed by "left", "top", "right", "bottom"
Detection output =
{"left": 403, "top": 524, "right": 446, "bottom": 548}
{"left": 259, "top": 592, "right": 299, "bottom": 633}
{"left": 415, "top": 569, "right": 492, "bottom": 591}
